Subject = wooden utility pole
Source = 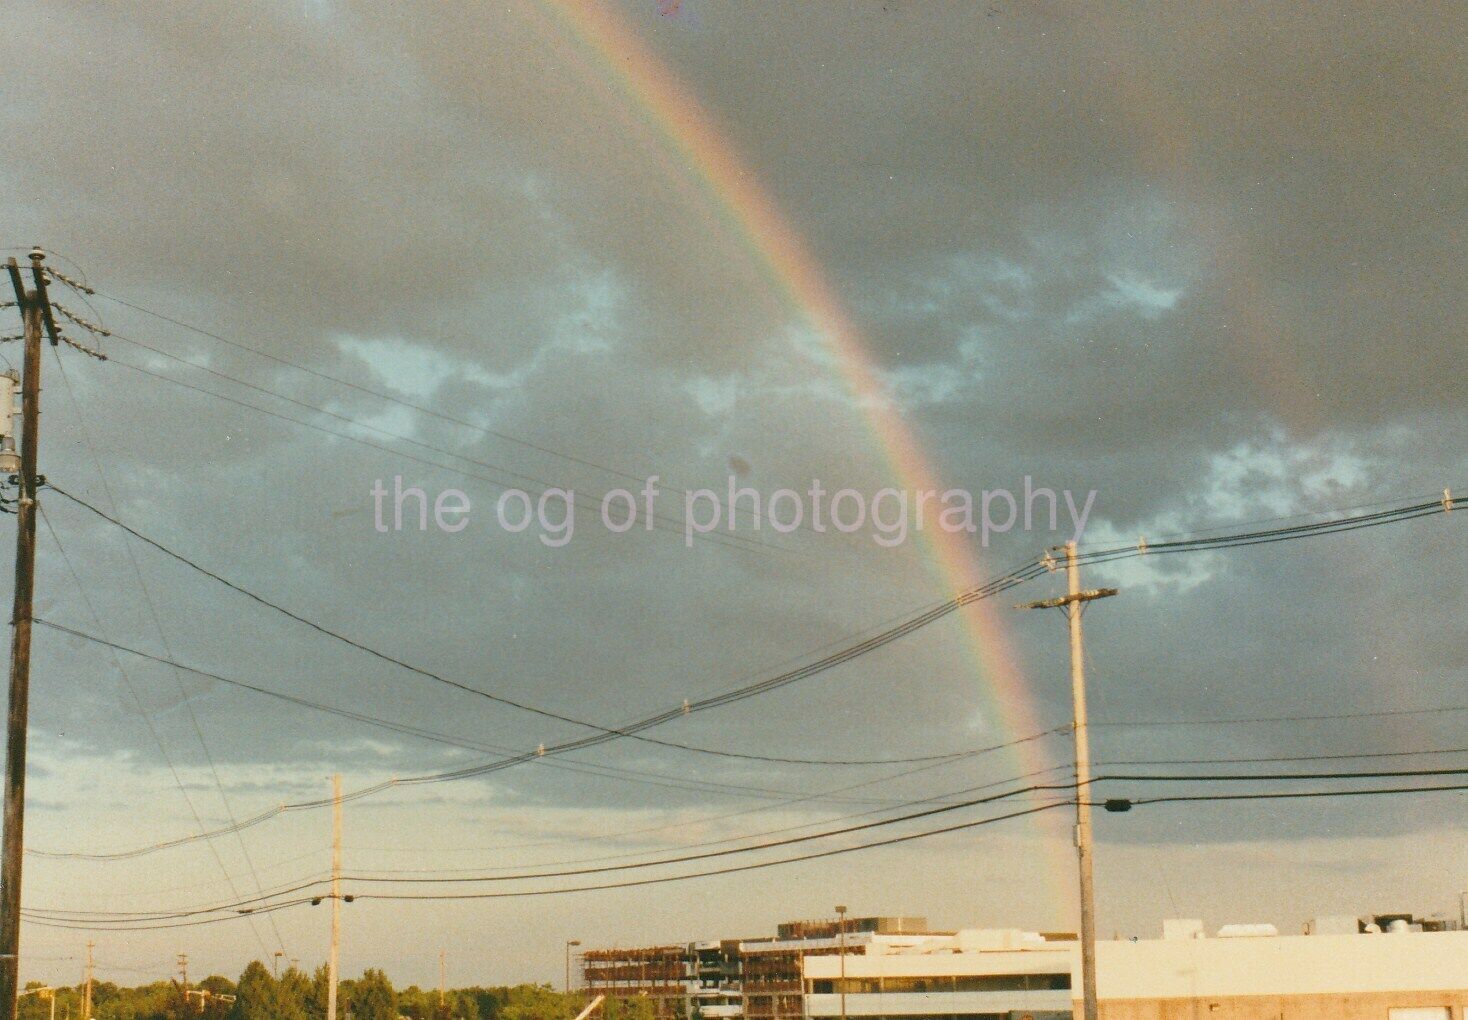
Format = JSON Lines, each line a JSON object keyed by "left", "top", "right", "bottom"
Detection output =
{"left": 82, "top": 942, "right": 93, "bottom": 1020}
{"left": 1017, "top": 541, "right": 1117, "bottom": 1020}
{"left": 0, "top": 250, "right": 49, "bottom": 1020}
{"left": 327, "top": 774, "right": 342, "bottom": 1020}
{"left": 438, "top": 949, "right": 446, "bottom": 1012}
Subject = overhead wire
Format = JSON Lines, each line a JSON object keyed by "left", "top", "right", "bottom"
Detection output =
{"left": 30, "top": 763, "right": 1468, "bottom": 920}
{"left": 21, "top": 764, "right": 1468, "bottom": 927}
{"left": 31, "top": 505, "right": 274, "bottom": 957}
{"left": 44, "top": 480, "right": 1050, "bottom": 763}
{"left": 29, "top": 486, "right": 1463, "bottom": 861}
{"left": 27, "top": 267, "right": 1468, "bottom": 882}
{"left": 1071, "top": 497, "right": 1457, "bottom": 570}
{"left": 97, "top": 349, "right": 773, "bottom": 558}
{"left": 1112, "top": 782, "right": 1468, "bottom": 807}
{"left": 350, "top": 729, "right": 1065, "bottom": 858}
{"left": 1093, "top": 745, "right": 1468, "bottom": 767}
{"left": 43, "top": 345, "right": 290, "bottom": 956}
{"left": 37, "top": 619, "right": 1039, "bottom": 813}
{"left": 1092, "top": 704, "right": 1468, "bottom": 728}
{"left": 343, "top": 763, "right": 1075, "bottom": 875}
{"left": 331, "top": 766, "right": 1468, "bottom": 886}
{"left": 24, "top": 800, "right": 1074, "bottom": 925}
{"left": 77, "top": 283, "right": 892, "bottom": 558}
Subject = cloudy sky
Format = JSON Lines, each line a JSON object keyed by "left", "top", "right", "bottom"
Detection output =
{"left": 0, "top": 0, "right": 1464, "bottom": 992}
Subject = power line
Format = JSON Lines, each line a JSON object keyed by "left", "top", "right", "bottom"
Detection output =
{"left": 229, "top": 777, "right": 1468, "bottom": 906}
{"left": 32, "top": 483, "right": 1463, "bottom": 860}
{"left": 97, "top": 351, "right": 775, "bottom": 559}
{"left": 35, "top": 617, "right": 999, "bottom": 810}
{"left": 1097, "top": 782, "right": 1468, "bottom": 808}
{"left": 24, "top": 771, "right": 1468, "bottom": 927}
{"left": 1072, "top": 497, "right": 1456, "bottom": 569}
{"left": 1093, "top": 704, "right": 1468, "bottom": 728}
{"left": 351, "top": 734, "right": 1064, "bottom": 859}
{"left": 86, "top": 288, "right": 704, "bottom": 493}
{"left": 35, "top": 616, "right": 984, "bottom": 771}
{"left": 25, "top": 761, "right": 1096, "bottom": 920}
{"left": 23, "top": 896, "right": 321, "bottom": 932}
{"left": 22, "top": 654, "right": 1060, "bottom": 861}
{"left": 343, "top": 764, "right": 1073, "bottom": 876}
{"left": 1094, "top": 746, "right": 1468, "bottom": 767}
{"left": 36, "top": 764, "right": 1468, "bottom": 914}
{"left": 23, "top": 801, "right": 1074, "bottom": 926}
{"left": 44, "top": 480, "right": 1048, "bottom": 761}
{"left": 1089, "top": 766, "right": 1468, "bottom": 784}
{"left": 32, "top": 504, "right": 275, "bottom": 959}
{"left": 79, "top": 284, "right": 884, "bottom": 555}
{"left": 45, "top": 346, "right": 289, "bottom": 957}
{"left": 25, "top": 783, "right": 1067, "bottom": 921}
{"left": 338, "top": 776, "right": 1067, "bottom": 886}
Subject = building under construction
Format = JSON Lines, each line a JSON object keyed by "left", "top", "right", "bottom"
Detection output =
{"left": 580, "top": 944, "right": 692, "bottom": 1020}
{"left": 580, "top": 916, "right": 941, "bottom": 1020}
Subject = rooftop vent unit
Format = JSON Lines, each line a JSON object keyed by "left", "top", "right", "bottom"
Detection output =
{"left": 1216, "top": 923, "right": 1279, "bottom": 938}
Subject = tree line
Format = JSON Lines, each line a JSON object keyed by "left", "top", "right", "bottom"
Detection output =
{"left": 18, "top": 963, "right": 657, "bottom": 1020}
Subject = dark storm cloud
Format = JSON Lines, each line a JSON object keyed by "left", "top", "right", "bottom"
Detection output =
{"left": 0, "top": 1, "right": 1462, "bottom": 969}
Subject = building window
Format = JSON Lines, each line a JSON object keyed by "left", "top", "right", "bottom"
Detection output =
{"left": 810, "top": 975, "right": 1070, "bottom": 995}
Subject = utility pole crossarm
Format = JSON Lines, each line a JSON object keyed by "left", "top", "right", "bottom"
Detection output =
{"left": 1015, "top": 588, "right": 1119, "bottom": 610}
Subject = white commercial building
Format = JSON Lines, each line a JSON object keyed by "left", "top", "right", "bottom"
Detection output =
{"left": 804, "top": 928, "right": 1073, "bottom": 1020}
{"left": 1095, "top": 924, "right": 1468, "bottom": 1019}
{"left": 803, "top": 923, "right": 1468, "bottom": 1020}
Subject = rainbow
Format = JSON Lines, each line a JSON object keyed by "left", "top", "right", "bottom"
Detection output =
{"left": 521, "top": 1, "right": 1073, "bottom": 914}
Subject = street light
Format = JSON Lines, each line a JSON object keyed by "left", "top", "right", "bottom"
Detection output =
{"left": 834, "top": 906, "right": 848, "bottom": 1020}
{"left": 566, "top": 940, "right": 582, "bottom": 995}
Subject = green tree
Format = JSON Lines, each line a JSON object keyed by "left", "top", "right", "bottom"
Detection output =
{"left": 278, "top": 966, "right": 312, "bottom": 1017}
{"left": 351, "top": 967, "right": 398, "bottom": 1020}
{"left": 604, "top": 996, "right": 657, "bottom": 1020}
{"left": 306, "top": 963, "right": 331, "bottom": 1018}
{"left": 232, "top": 959, "right": 307, "bottom": 1020}
{"left": 500, "top": 984, "right": 581, "bottom": 1020}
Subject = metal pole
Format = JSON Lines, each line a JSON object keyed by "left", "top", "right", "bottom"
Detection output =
{"left": 1065, "top": 542, "right": 1099, "bottom": 1020}
{"left": 0, "top": 252, "right": 44, "bottom": 1020}
{"left": 328, "top": 774, "right": 342, "bottom": 1020}
{"left": 835, "top": 906, "right": 846, "bottom": 1020}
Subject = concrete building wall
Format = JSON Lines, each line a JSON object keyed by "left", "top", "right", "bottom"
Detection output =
{"left": 1094, "top": 930, "right": 1468, "bottom": 1002}
{"left": 807, "top": 988, "right": 1072, "bottom": 1016}
{"left": 1099, "top": 991, "right": 1465, "bottom": 1019}
{"left": 804, "top": 935, "right": 1074, "bottom": 1019}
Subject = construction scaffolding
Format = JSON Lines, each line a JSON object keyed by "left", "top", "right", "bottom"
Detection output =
{"left": 580, "top": 917, "right": 938, "bottom": 1020}
{"left": 582, "top": 945, "right": 691, "bottom": 1020}
{"left": 741, "top": 943, "right": 838, "bottom": 1020}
